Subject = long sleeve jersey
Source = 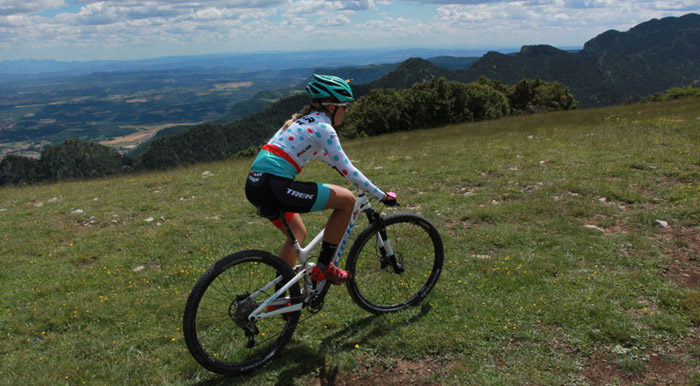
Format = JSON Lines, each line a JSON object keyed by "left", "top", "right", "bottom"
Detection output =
{"left": 251, "top": 111, "right": 385, "bottom": 200}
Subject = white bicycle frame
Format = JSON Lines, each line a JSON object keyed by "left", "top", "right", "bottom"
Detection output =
{"left": 247, "top": 191, "right": 394, "bottom": 321}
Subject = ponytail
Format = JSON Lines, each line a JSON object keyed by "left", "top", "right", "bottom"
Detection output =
{"left": 281, "top": 98, "right": 334, "bottom": 130}
{"left": 282, "top": 104, "right": 317, "bottom": 130}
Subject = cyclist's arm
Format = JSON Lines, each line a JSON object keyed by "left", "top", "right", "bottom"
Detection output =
{"left": 318, "top": 125, "right": 385, "bottom": 200}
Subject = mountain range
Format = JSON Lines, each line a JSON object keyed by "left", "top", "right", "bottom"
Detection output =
{"left": 459, "top": 13, "right": 700, "bottom": 107}
{"left": 1, "top": 13, "right": 698, "bottom": 164}
{"left": 215, "top": 12, "right": 700, "bottom": 128}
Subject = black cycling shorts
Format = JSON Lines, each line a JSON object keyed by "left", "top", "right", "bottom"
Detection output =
{"left": 245, "top": 171, "right": 330, "bottom": 214}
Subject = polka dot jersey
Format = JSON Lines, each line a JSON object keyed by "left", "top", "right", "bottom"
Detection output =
{"left": 251, "top": 112, "right": 385, "bottom": 200}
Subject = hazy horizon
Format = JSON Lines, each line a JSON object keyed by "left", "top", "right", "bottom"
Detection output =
{"left": 1, "top": 1, "right": 697, "bottom": 62}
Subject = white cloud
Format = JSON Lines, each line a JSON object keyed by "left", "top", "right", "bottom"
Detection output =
{"left": 285, "top": 0, "right": 378, "bottom": 16}
{"left": 338, "top": 0, "right": 377, "bottom": 11}
{"left": 70, "top": 0, "right": 286, "bottom": 7}
{"left": 317, "top": 13, "right": 352, "bottom": 27}
{"left": 0, "top": 0, "right": 697, "bottom": 60}
{"left": 401, "top": 0, "right": 500, "bottom": 4}
{"left": 424, "top": 0, "right": 698, "bottom": 49}
{"left": 358, "top": 16, "right": 434, "bottom": 37}
{"left": 0, "top": 1, "right": 285, "bottom": 52}
{"left": 53, "top": 1, "right": 280, "bottom": 26}
{"left": 405, "top": 0, "right": 700, "bottom": 12}
{"left": 0, "top": 0, "right": 65, "bottom": 16}
{"left": 645, "top": 0, "right": 700, "bottom": 11}
{"left": 285, "top": 0, "right": 332, "bottom": 16}
{"left": 432, "top": 0, "right": 698, "bottom": 31}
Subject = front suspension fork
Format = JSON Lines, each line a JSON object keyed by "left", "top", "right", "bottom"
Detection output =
{"left": 365, "top": 210, "right": 404, "bottom": 274}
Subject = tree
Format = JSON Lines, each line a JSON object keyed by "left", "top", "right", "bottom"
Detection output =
{"left": 507, "top": 78, "right": 578, "bottom": 113}
{"left": 531, "top": 82, "right": 579, "bottom": 111}
{"left": 344, "top": 77, "right": 511, "bottom": 137}
{"left": 344, "top": 88, "right": 409, "bottom": 137}
{"left": 40, "top": 138, "right": 128, "bottom": 181}
{"left": 0, "top": 155, "right": 43, "bottom": 185}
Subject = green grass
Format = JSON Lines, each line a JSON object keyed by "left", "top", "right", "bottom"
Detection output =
{"left": 1, "top": 98, "right": 699, "bottom": 385}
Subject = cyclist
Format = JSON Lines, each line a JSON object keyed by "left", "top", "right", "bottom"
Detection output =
{"left": 245, "top": 74, "right": 396, "bottom": 284}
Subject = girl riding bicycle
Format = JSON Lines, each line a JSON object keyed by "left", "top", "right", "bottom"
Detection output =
{"left": 245, "top": 74, "right": 396, "bottom": 284}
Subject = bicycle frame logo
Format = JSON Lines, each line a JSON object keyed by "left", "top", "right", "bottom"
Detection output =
{"left": 333, "top": 198, "right": 369, "bottom": 266}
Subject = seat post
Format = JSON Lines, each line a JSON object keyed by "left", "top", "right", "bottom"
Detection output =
{"left": 277, "top": 214, "right": 297, "bottom": 245}
{"left": 256, "top": 206, "right": 298, "bottom": 245}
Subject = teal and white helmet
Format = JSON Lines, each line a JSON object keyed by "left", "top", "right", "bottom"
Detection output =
{"left": 306, "top": 74, "right": 353, "bottom": 102}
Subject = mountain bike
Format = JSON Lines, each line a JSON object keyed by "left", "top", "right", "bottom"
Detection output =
{"left": 182, "top": 191, "right": 444, "bottom": 376}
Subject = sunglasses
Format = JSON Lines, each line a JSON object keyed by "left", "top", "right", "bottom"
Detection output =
{"left": 321, "top": 102, "right": 350, "bottom": 108}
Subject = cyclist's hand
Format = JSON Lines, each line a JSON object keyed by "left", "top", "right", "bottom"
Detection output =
{"left": 381, "top": 192, "right": 399, "bottom": 207}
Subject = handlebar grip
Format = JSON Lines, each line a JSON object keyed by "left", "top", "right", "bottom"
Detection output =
{"left": 382, "top": 191, "right": 399, "bottom": 206}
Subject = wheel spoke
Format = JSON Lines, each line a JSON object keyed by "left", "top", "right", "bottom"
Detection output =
{"left": 183, "top": 250, "right": 302, "bottom": 375}
{"left": 346, "top": 213, "right": 443, "bottom": 313}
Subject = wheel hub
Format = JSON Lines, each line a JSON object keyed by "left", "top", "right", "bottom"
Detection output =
{"left": 230, "top": 295, "right": 260, "bottom": 346}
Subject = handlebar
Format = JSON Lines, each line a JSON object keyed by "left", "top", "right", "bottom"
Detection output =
{"left": 354, "top": 190, "right": 399, "bottom": 207}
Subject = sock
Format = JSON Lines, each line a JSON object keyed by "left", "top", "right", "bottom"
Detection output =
{"left": 317, "top": 241, "right": 339, "bottom": 266}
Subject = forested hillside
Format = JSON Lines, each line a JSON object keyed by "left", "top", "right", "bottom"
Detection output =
{"left": 0, "top": 72, "right": 579, "bottom": 183}
{"left": 132, "top": 73, "right": 577, "bottom": 171}
{"left": 0, "top": 138, "right": 131, "bottom": 184}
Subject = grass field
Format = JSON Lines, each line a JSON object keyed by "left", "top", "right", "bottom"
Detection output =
{"left": 1, "top": 98, "right": 698, "bottom": 385}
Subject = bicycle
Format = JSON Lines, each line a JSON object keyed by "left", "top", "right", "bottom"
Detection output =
{"left": 183, "top": 191, "right": 444, "bottom": 376}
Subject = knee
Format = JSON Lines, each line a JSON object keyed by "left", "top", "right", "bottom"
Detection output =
{"left": 285, "top": 214, "right": 307, "bottom": 242}
{"left": 325, "top": 185, "right": 355, "bottom": 211}
{"left": 337, "top": 189, "right": 355, "bottom": 210}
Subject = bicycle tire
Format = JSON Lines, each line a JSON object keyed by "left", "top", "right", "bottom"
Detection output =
{"left": 183, "top": 250, "right": 301, "bottom": 375}
{"left": 345, "top": 212, "right": 444, "bottom": 314}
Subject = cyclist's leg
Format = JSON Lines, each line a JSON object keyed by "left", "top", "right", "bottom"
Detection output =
{"left": 322, "top": 184, "right": 355, "bottom": 244}
{"left": 274, "top": 213, "right": 306, "bottom": 267}
{"left": 257, "top": 176, "right": 352, "bottom": 279}
{"left": 249, "top": 174, "right": 311, "bottom": 267}
{"left": 309, "top": 184, "right": 354, "bottom": 284}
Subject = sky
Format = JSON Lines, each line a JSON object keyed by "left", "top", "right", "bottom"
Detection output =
{"left": 1, "top": 0, "right": 698, "bottom": 61}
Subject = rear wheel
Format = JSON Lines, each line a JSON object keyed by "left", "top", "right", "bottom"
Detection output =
{"left": 183, "top": 250, "right": 301, "bottom": 375}
{"left": 346, "top": 213, "right": 444, "bottom": 314}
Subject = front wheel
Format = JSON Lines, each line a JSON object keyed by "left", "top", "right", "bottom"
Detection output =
{"left": 183, "top": 250, "right": 301, "bottom": 376}
{"left": 346, "top": 213, "right": 444, "bottom": 314}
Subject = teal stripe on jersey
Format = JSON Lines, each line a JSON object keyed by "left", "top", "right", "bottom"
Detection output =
{"left": 250, "top": 150, "right": 297, "bottom": 179}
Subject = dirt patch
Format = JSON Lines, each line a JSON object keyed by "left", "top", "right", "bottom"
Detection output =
{"left": 643, "top": 349, "right": 695, "bottom": 385}
{"left": 584, "top": 215, "right": 634, "bottom": 235}
{"left": 582, "top": 349, "right": 629, "bottom": 385}
{"left": 581, "top": 223, "right": 700, "bottom": 385}
{"left": 583, "top": 327, "right": 700, "bottom": 385}
{"left": 307, "top": 358, "right": 441, "bottom": 386}
{"left": 658, "top": 226, "right": 700, "bottom": 289}
{"left": 582, "top": 215, "right": 700, "bottom": 289}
